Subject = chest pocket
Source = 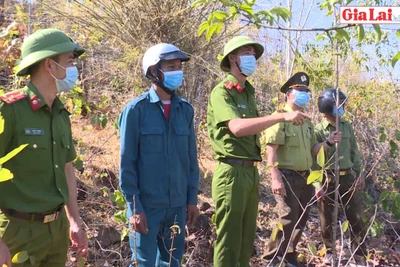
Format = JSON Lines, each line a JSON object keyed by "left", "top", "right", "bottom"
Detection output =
{"left": 173, "top": 125, "right": 190, "bottom": 154}
{"left": 140, "top": 127, "right": 163, "bottom": 153}
{"left": 284, "top": 130, "right": 299, "bottom": 147}
{"left": 17, "top": 136, "right": 50, "bottom": 171}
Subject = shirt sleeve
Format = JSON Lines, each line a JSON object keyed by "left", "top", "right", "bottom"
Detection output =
{"left": 119, "top": 104, "right": 143, "bottom": 214}
{"left": 0, "top": 102, "right": 14, "bottom": 158}
{"left": 263, "top": 121, "right": 285, "bottom": 145}
{"left": 66, "top": 119, "right": 77, "bottom": 163}
{"left": 210, "top": 88, "right": 241, "bottom": 125}
{"left": 350, "top": 125, "right": 362, "bottom": 174}
{"left": 187, "top": 108, "right": 199, "bottom": 205}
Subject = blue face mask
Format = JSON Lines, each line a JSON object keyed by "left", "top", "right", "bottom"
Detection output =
{"left": 293, "top": 90, "right": 310, "bottom": 108}
{"left": 333, "top": 106, "right": 345, "bottom": 117}
{"left": 239, "top": 55, "right": 256, "bottom": 76}
{"left": 162, "top": 70, "right": 183, "bottom": 91}
{"left": 50, "top": 60, "right": 79, "bottom": 93}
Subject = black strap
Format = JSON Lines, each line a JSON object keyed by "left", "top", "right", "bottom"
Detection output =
{"left": 1, "top": 206, "right": 63, "bottom": 222}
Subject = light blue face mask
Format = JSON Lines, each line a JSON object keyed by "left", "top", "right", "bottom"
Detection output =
{"left": 293, "top": 90, "right": 311, "bottom": 108}
{"left": 51, "top": 60, "right": 79, "bottom": 93}
{"left": 162, "top": 70, "right": 183, "bottom": 91}
{"left": 333, "top": 106, "right": 345, "bottom": 117}
{"left": 239, "top": 55, "right": 256, "bottom": 76}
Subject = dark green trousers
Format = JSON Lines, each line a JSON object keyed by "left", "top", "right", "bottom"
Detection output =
{"left": 264, "top": 170, "right": 314, "bottom": 263}
{"left": 0, "top": 209, "right": 69, "bottom": 267}
{"left": 317, "top": 172, "right": 367, "bottom": 256}
{"left": 212, "top": 162, "right": 260, "bottom": 267}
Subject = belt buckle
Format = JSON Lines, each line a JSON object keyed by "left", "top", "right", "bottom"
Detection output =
{"left": 339, "top": 171, "right": 346, "bottom": 176}
{"left": 253, "top": 161, "right": 258, "bottom": 167}
{"left": 43, "top": 212, "right": 58, "bottom": 223}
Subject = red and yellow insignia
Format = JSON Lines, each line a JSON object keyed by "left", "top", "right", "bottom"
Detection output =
{"left": 234, "top": 82, "right": 243, "bottom": 93}
{"left": 30, "top": 95, "right": 41, "bottom": 111}
{"left": 224, "top": 81, "right": 234, "bottom": 90}
{"left": 0, "top": 90, "right": 27, "bottom": 104}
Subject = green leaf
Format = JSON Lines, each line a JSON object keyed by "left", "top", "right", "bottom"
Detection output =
{"left": 389, "top": 140, "right": 398, "bottom": 158}
{"left": 206, "top": 23, "right": 220, "bottom": 40}
{"left": 357, "top": 25, "right": 365, "bottom": 45}
{"left": 0, "top": 144, "right": 28, "bottom": 165}
{"left": 197, "top": 21, "right": 208, "bottom": 37}
{"left": 271, "top": 7, "right": 291, "bottom": 21}
{"left": 0, "top": 168, "right": 14, "bottom": 182}
{"left": 397, "top": 29, "right": 400, "bottom": 38}
{"left": 277, "top": 222, "right": 283, "bottom": 231}
{"left": 229, "top": 6, "right": 237, "bottom": 15}
{"left": 395, "top": 193, "right": 400, "bottom": 209}
{"left": 12, "top": 251, "right": 29, "bottom": 264}
{"left": 29, "top": 255, "right": 36, "bottom": 266}
{"left": 77, "top": 257, "right": 85, "bottom": 267}
{"left": 373, "top": 24, "right": 382, "bottom": 43}
{"left": 308, "top": 243, "right": 318, "bottom": 256}
{"left": 244, "top": 0, "right": 256, "bottom": 6}
{"left": 191, "top": 0, "right": 206, "bottom": 8}
{"left": 271, "top": 227, "right": 279, "bottom": 241}
{"left": 316, "top": 34, "right": 328, "bottom": 42}
{"left": 317, "top": 146, "right": 325, "bottom": 168}
{"left": 0, "top": 111, "right": 4, "bottom": 135}
{"left": 212, "top": 10, "right": 228, "bottom": 20}
{"left": 342, "top": 220, "right": 349, "bottom": 232}
{"left": 336, "top": 29, "right": 350, "bottom": 44}
{"left": 379, "top": 133, "right": 387, "bottom": 142}
{"left": 239, "top": 4, "right": 254, "bottom": 15}
{"left": 396, "top": 130, "right": 400, "bottom": 141}
{"left": 307, "top": 170, "right": 323, "bottom": 185}
{"left": 392, "top": 52, "right": 400, "bottom": 68}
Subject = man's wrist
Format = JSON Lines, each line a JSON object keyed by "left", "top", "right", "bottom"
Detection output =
{"left": 326, "top": 140, "right": 333, "bottom": 147}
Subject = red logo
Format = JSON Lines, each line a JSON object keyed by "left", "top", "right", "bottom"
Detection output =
{"left": 340, "top": 6, "right": 400, "bottom": 24}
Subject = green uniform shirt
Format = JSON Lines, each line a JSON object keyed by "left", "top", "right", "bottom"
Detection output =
{"left": 0, "top": 82, "right": 76, "bottom": 213}
{"left": 313, "top": 119, "right": 361, "bottom": 173}
{"left": 207, "top": 74, "right": 261, "bottom": 161}
{"left": 264, "top": 105, "right": 317, "bottom": 171}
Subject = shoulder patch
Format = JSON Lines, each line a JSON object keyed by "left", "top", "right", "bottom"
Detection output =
{"left": 224, "top": 81, "right": 234, "bottom": 90}
{"left": 0, "top": 90, "right": 27, "bottom": 104}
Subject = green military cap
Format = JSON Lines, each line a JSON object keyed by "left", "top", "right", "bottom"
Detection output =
{"left": 220, "top": 36, "right": 264, "bottom": 72}
{"left": 280, "top": 72, "right": 310, "bottom": 93}
{"left": 16, "top": 28, "right": 85, "bottom": 76}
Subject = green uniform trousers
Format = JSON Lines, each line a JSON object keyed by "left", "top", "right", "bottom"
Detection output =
{"left": 0, "top": 210, "right": 69, "bottom": 267}
{"left": 264, "top": 170, "right": 314, "bottom": 263}
{"left": 318, "top": 172, "right": 367, "bottom": 256}
{"left": 212, "top": 161, "right": 260, "bottom": 267}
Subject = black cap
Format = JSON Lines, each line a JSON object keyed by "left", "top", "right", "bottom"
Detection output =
{"left": 318, "top": 88, "right": 347, "bottom": 114}
{"left": 280, "top": 72, "right": 310, "bottom": 93}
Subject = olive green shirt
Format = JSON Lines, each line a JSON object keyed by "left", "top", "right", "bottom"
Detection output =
{"left": 264, "top": 105, "right": 317, "bottom": 171}
{"left": 0, "top": 82, "right": 76, "bottom": 213}
{"left": 207, "top": 74, "right": 261, "bottom": 161}
{"left": 313, "top": 119, "right": 361, "bottom": 173}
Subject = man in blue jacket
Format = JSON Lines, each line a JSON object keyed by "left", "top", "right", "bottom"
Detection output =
{"left": 119, "top": 43, "right": 200, "bottom": 267}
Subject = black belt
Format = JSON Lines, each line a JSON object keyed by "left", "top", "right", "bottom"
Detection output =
{"left": 1, "top": 206, "right": 63, "bottom": 223}
{"left": 220, "top": 158, "right": 259, "bottom": 167}
{"left": 327, "top": 169, "right": 351, "bottom": 176}
{"left": 279, "top": 168, "right": 309, "bottom": 177}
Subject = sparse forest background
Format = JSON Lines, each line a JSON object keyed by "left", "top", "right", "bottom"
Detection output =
{"left": 1, "top": 0, "right": 400, "bottom": 266}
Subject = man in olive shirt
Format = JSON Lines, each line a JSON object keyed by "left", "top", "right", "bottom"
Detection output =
{"left": 0, "top": 29, "right": 87, "bottom": 266}
{"left": 315, "top": 88, "right": 367, "bottom": 264}
{"left": 207, "top": 36, "right": 309, "bottom": 267}
{"left": 263, "top": 73, "right": 340, "bottom": 266}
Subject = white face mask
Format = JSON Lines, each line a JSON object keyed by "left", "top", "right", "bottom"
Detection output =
{"left": 50, "top": 60, "right": 79, "bottom": 92}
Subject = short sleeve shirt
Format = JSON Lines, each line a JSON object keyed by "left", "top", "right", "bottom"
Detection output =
{"left": 0, "top": 82, "right": 76, "bottom": 213}
{"left": 207, "top": 74, "right": 261, "bottom": 161}
{"left": 263, "top": 104, "right": 317, "bottom": 171}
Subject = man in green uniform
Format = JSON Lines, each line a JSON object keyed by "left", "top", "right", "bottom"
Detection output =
{"left": 263, "top": 73, "right": 340, "bottom": 266}
{"left": 207, "top": 36, "right": 309, "bottom": 267}
{"left": 315, "top": 88, "right": 367, "bottom": 265}
{"left": 0, "top": 29, "right": 88, "bottom": 266}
